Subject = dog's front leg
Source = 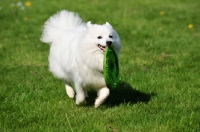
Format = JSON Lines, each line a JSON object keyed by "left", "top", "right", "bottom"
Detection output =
{"left": 75, "top": 83, "right": 85, "bottom": 105}
{"left": 95, "top": 87, "right": 110, "bottom": 108}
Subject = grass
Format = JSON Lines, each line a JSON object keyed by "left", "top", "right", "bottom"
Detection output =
{"left": 0, "top": 0, "right": 200, "bottom": 131}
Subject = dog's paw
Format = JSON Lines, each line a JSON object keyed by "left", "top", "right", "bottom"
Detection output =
{"left": 94, "top": 98, "right": 105, "bottom": 108}
{"left": 65, "top": 85, "right": 75, "bottom": 98}
{"left": 75, "top": 99, "right": 86, "bottom": 106}
{"left": 75, "top": 96, "right": 85, "bottom": 105}
{"left": 94, "top": 87, "right": 109, "bottom": 108}
{"left": 66, "top": 89, "right": 75, "bottom": 98}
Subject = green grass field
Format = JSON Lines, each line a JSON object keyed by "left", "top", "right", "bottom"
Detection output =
{"left": 0, "top": 0, "right": 200, "bottom": 131}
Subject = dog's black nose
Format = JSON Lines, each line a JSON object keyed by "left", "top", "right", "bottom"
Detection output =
{"left": 106, "top": 41, "right": 112, "bottom": 46}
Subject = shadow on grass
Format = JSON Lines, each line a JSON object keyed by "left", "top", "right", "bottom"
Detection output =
{"left": 86, "top": 81, "right": 155, "bottom": 107}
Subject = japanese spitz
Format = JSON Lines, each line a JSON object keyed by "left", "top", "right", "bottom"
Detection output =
{"left": 41, "top": 10, "right": 121, "bottom": 108}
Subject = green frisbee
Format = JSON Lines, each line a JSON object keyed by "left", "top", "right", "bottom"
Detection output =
{"left": 103, "top": 46, "right": 119, "bottom": 88}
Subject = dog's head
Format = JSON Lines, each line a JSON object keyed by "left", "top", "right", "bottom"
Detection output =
{"left": 85, "top": 21, "right": 121, "bottom": 56}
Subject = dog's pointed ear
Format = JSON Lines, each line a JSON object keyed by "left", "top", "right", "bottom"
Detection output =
{"left": 87, "top": 21, "right": 92, "bottom": 28}
{"left": 105, "top": 22, "right": 112, "bottom": 27}
{"left": 106, "top": 22, "right": 110, "bottom": 25}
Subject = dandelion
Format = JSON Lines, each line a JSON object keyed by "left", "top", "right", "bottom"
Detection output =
{"left": 25, "top": 1, "right": 31, "bottom": 7}
{"left": 159, "top": 11, "right": 165, "bottom": 15}
{"left": 24, "top": 17, "right": 28, "bottom": 21}
{"left": 188, "top": 24, "right": 193, "bottom": 29}
{"left": 20, "top": 6, "right": 25, "bottom": 10}
{"left": 17, "top": 1, "right": 23, "bottom": 7}
{"left": 10, "top": 3, "right": 15, "bottom": 7}
{"left": 15, "top": 1, "right": 25, "bottom": 10}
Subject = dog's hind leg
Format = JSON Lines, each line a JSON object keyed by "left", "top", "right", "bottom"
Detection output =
{"left": 95, "top": 87, "right": 110, "bottom": 108}
{"left": 65, "top": 82, "right": 75, "bottom": 98}
{"left": 85, "top": 89, "right": 89, "bottom": 98}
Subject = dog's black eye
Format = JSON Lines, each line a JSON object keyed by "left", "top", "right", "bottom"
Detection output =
{"left": 109, "top": 35, "right": 113, "bottom": 38}
{"left": 97, "top": 36, "right": 102, "bottom": 39}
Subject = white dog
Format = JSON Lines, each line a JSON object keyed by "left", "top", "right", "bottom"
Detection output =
{"left": 41, "top": 10, "right": 121, "bottom": 108}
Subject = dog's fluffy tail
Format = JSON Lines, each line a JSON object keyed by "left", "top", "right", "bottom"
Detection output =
{"left": 41, "top": 10, "right": 85, "bottom": 44}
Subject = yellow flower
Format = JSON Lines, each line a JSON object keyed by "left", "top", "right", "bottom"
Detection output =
{"left": 25, "top": 1, "right": 31, "bottom": 7}
{"left": 10, "top": 3, "right": 15, "bottom": 7}
{"left": 159, "top": 11, "right": 165, "bottom": 15}
{"left": 24, "top": 17, "right": 28, "bottom": 21}
{"left": 188, "top": 24, "right": 193, "bottom": 29}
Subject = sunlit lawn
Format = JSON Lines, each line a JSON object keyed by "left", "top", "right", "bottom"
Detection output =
{"left": 0, "top": 0, "right": 200, "bottom": 131}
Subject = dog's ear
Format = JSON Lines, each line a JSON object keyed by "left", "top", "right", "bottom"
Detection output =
{"left": 105, "top": 22, "right": 112, "bottom": 27}
{"left": 87, "top": 21, "right": 92, "bottom": 28}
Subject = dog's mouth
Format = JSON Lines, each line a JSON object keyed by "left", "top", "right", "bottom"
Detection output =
{"left": 98, "top": 44, "right": 106, "bottom": 52}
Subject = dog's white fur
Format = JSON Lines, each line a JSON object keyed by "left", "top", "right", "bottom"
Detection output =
{"left": 41, "top": 10, "right": 121, "bottom": 108}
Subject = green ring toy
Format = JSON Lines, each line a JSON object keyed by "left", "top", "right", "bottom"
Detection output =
{"left": 103, "top": 46, "right": 119, "bottom": 88}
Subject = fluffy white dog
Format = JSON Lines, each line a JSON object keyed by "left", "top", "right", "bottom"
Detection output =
{"left": 41, "top": 10, "right": 121, "bottom": 108}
